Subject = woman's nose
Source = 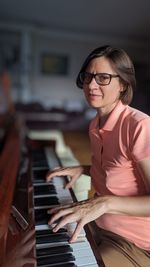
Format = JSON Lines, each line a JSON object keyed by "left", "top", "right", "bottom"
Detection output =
{"left": 88, "top": 76, "right": 99, "bottom": 88}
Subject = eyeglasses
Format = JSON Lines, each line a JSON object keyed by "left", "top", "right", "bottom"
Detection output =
{"left": 79, "top": 72, "right": 120, "bottom": 86}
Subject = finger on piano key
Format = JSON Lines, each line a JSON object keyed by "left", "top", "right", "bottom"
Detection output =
{"left": 66, "top": 222, "right": 86, "bottom": 242}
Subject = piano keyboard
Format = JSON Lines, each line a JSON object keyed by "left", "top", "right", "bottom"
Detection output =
{"left": 31, "top": 147, "right": 99, "bottom": 267}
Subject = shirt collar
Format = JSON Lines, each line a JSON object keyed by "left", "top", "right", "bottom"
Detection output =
{"left": 94, "top": 101, "right": 127, "bottom": 131}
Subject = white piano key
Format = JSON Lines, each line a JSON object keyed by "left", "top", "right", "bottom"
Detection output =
{"left": 71, "top": 243, "right": 98, "bottom": 265}
{"left": 45, "top": 147, "right": 60, "bottom": 169}
{"left": 84, "top": 264, "right": 99, "bottom": 267}
{"left": 37, "top": 264, "right": 98, "bottom": 267}
{"left": 70, "top": 240, "right": 91, "bottom": 250}
{"left": 52, "top": 176, "right": 66, "bottom": 187}
{"left": 35, "top": 205, "right": 59, "bottom": 210}
{"left": 74, "top": 255, "right": 97, "bottom": 266}
{"left": 36, "top": 241, "right": 68, "bottom": 250}
{"left": 34, "top": 179, "right": 65, "bottom": 189}
{"left": 39, "top": 264, "right": 98, "bottom": 267}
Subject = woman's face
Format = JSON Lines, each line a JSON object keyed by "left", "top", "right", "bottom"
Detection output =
{"left": 83, "top": 56, "right": 123, "bottom": 114}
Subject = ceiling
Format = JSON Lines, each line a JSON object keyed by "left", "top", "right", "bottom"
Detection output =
{"left": 0, "top": 0, "right": 150, "bottom": 43}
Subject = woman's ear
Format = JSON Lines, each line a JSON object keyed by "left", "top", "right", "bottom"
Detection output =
{"left": 119, "top": 82, "right": 125, "bottom": 92}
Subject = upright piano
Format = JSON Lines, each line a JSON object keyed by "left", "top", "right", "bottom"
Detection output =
{"left": 0, "top": 117, "right": 103, "bottom": 267}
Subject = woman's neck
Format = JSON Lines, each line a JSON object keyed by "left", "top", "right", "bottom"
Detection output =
{"left": 97, "top": 100, "right": 119, "bottom": 128}
{"left": 98, "top": 114, "right": 109, "bottom": 129}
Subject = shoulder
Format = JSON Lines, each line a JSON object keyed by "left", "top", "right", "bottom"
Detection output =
{"left": 120, "top": 106, "right": 150, "bottom": 151}
{"left": 123, "top": 107, "right": 150, "bottom": 157}
{"left": 123, "top": 106, "right": 150, "bottom": 130}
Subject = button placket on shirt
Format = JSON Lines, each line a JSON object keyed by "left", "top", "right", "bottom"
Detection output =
{"left": 98, "top": 129, "right": 104, "bottom": 167}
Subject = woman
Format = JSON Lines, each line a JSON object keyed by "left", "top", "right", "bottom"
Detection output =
{"left": 46, "top": 45, "right": 150, "bottom": 267}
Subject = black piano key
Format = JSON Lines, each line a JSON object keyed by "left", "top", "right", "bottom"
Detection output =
{"left": 35, "top": 209, "right": 50, "bottom": 225}
{"left": 36, "top": 244, "right": 73, "bottom": 257}
{"left": 34, "top": 196, "right": 59, "bottom": 206}
{"left": 32, "top": 169, "right": 49, "bottom": 182}
{"left": 32, "top": 155, "right": 47, "bottom": 162}
{"left": 32, "top": 148, "right": 46, "bottom": 157}
{"left": 34, "top": 184, "right": 56, "bottom": 195}
{"left": 33, "top": 170, "right": 49, "bottom": 183}
{"left": 32, "top": 158, "right": 49, "bottom": 168}
{"left": 32, "top": 154, "right": 47, "bottom": 161}
{"left": 32, "top": 153, "right": 47, "bottom": 159}
{"left": 37, "top": 253, "right": 75, "bottom": 266}
{"left": 36, "top": 228, "right": 67, "bottom": 236}
{"left": 36, "top": 229, "right": 68, "bottom": 237}
{"left": 32, "top": 160, "right": 49, "bottom": 168}
{"left": 33, "top": 169, "right": 49, "bottom": 176}
{"left": 36, "top": 232, "right": 70, "bottom": 244}
{"left": 37, "top": 262, "right": 77, "bottom": 267}
{"left": 35, "top": 209, "right": 64, "bottom": 226}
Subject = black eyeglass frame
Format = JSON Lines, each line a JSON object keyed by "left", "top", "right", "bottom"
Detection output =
{"left": 79, "top": 72, "right": 120, "bottom": 87}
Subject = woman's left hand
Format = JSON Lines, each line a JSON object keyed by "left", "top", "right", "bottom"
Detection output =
{"left": 48, "top": 196, "right": 108, "bottom": 242}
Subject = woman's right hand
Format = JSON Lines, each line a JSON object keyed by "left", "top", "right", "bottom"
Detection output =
{"left": 46, "top": 165, "right": 84, "bottom": 189}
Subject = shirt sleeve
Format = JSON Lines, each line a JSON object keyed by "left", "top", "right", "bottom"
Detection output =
{"left": 130, "top": 117, "right": 150, "bottom": 162}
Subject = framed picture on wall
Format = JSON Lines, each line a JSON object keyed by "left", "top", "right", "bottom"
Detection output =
{"left": 41, "top": 53, "right": 69, "bottom": 75}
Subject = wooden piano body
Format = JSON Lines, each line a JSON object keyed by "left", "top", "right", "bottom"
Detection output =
{"left": 0, "top": 116, "right": 102, "bottom": 267}
{"left": 0, "top": 117, "right": 36, "bottom": 266}
{"left": 0, "top": 118, "right": 20, "bottom": 262}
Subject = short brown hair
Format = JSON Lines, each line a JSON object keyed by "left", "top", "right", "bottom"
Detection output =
{"left": 76, "top": 45, "right": 136, "bottom": 105}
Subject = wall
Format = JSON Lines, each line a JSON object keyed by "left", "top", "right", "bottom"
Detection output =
{"left": 30, "top": 34, "right": 88, "bottom": 108}
{"left": 0, "top": 24, "right": 150, "bottom": 113}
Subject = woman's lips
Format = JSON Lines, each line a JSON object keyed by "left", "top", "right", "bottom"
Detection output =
{"left": 88, "top": 93, "right": 102, "bottom": 100}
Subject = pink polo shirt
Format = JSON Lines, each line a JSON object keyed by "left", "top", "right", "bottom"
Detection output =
{"left": 89, "top": 101, "right": 150, "bottom": 249}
